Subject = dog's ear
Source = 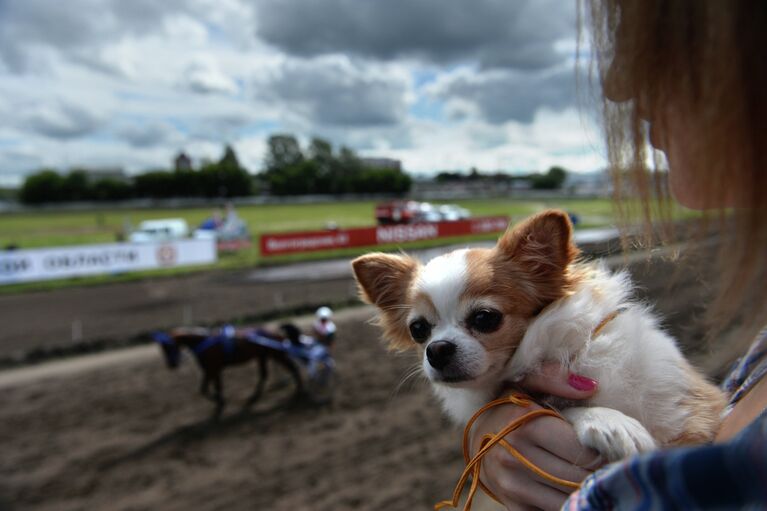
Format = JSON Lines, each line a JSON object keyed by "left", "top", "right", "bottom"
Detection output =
{"left": 351, "top": 252, "right": 418, "bottom": 310}
{"left": 497, "top": 210, "right": 579, "bottom": 273}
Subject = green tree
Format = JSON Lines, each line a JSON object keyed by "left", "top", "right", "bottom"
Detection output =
{"left": 265, "top": 134, "right": 304, "bottom": 172}
{"left": 308, "top": 137, "right": 333, "bottom": 165}
{"left": 219, "top": 144, "right": 241, "bottom": 171}
{"left": 133, "top": 170, "right": 176, "bottom": 198}
{"left": 547, "top": 166, "right": 567, "bottom": 187}
{"left": 172, "top": 168, "right": 201, "bottom": 197}
{"left": 217, "top": 144, "right": 252, "bottom": 197}
{"left": 262, "top": 133, "right": 411, "bottom": 196}
{"left": 268, "top": 160, "right": 318, "bottom": 195}
{"left": 531, "top": 166, "right": 568, "bottom": 190}
{"left": 62, "top": 170, "right": 91, "bottom": 201}
{"left": 197, "top": 145, "right": 252, "bottom": 198}
{"left": 20, "top": 169, "right": 65, "bottom": 204}
{"left": 436, "top": 171, "right": 464, "bottom": 182}
{"left": 308, "top": 137, "right": 335, "bottom": 193}
{"left": 91, "top": 179, "right": 132, "bottom": 201}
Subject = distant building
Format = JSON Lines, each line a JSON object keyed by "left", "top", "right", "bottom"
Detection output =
{"left": 360, "top": 157, "right": 402, "bottom": 171}
{"left": 175, "top": 152, "right": 193, "bottom": 171}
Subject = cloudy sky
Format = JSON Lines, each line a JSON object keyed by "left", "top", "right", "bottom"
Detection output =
{"left": 0, "top": 0, "right": 605, "bottom": 186}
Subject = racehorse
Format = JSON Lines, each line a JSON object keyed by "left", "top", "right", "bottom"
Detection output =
{"left": 154, "top": 324, "right": 304, "bottom": 417}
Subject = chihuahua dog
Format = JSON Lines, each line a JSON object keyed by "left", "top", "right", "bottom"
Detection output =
{"left": 352, "top": 210, "right": 725, "bottom": 461}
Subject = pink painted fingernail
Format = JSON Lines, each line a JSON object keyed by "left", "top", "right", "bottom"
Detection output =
{"left": 568, "top": 374, "right": 598, "bottom": 391}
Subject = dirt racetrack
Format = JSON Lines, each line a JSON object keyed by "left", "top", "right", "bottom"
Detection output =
{"left": 0, "top": 307, "right": 468, "bottom": 511}
{"left": 1, "top": 244, "right": 726, "bottom": 511}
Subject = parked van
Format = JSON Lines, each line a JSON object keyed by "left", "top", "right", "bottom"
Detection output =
{"left": 128, "top": 219, "right": 190, "bottom": 243}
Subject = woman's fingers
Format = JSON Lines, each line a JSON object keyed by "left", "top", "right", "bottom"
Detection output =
{"left": 483, "top": 445, "right": 572, "bottom": 511}
{"left": 498, "top": 442, "right": 594, "bottom": 490}
{"left": 470, "top": 396, "right": 602, "bottom": 509}
{"left": 519, "top": 362, "right": 599, "bottom": 400}
{"left": 523, "top": 415, "right": 602, "bottom": 468}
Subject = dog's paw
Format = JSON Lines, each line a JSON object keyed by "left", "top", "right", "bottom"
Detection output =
{"left": 562, "top": 406, "right": 657, "bottom": 462}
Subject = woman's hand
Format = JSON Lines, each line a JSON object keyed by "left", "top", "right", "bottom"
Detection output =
{"left": 470, "top": 363, "right": 603, "bottom": 510}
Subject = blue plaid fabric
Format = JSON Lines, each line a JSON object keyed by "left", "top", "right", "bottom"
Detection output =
{"left": 563, "top": 328, "right": 767, "bottom": 510}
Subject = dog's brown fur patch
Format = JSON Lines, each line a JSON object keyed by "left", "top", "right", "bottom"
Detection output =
{"left": 463, "top": 210, "right": 582, "bottom": 317}
{"left": 669, "top": 363, "right": 727, "bottom": 445}
{"left": 454, "top": 211, "right": 585, "bottom": 365}
{"left": 413, "top": 290, "right": 438, "bottom": 319}
{"left": 351, "top": 252, "right": 420, "bottom": 350}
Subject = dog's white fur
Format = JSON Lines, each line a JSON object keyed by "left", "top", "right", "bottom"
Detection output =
{"left": 353, "top": 211, "right": 725, "bottom": 461}
{"left": 427, "top": 256, "right": 689, "bottom": 459}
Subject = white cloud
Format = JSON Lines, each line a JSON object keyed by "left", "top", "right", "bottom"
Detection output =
{"left": 183, "top": 57, "right": 240, "bottom": 95}
{"left": 364, "top": 108, "right": 605, "bottom": 176}
{"left": 19, "top": 100, "right": 105, "bottom": 139}
{"left": 0, "top": 0, "right": 606, "bottom": 186}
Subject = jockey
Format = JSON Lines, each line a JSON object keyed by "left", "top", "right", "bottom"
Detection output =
{"left": 312, "top": 306, "right": 336, "bottom": 347}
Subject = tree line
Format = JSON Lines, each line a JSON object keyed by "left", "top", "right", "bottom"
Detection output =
{"left": 17, "top": 136, "right": 568, "bottom": 204}
{"left": 20, "top": 146, "right": 252, "bottom": 204}
{"left": 18, "top": 136, "right": 412, "bottom": 204}
{"left": 436, "top": 166, "right": 568, "bottom": 190}
{"left": 262, "top": 135, "right": 411, "bottom": 196}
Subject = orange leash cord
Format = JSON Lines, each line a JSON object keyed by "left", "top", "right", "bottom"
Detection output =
{"left": 434, "top": 309, "right": 624, "bottom": 510}
{"left": 434, "top": 393, "right": 582, "bottom": 511}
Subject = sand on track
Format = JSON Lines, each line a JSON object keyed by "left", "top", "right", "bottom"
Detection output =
{"left": 0, "top": 307, "right": 471, "bottom": 511}
{"left": 0, "top": 245, "right": 723, "bottom": 511}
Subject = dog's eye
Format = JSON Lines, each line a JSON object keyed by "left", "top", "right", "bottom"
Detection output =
{"left": 467, "top": 309, "right": 503, "bottom": 333}
{"left": 409, "top": 318, "right": 431, "bottom": 343}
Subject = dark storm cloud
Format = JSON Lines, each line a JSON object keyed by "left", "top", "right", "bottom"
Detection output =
{"left": 255, "top": 0, "right": 575, "bottom": 70}
{"left": 0, "top": 0, "right": 205, "bottom": 72}
{"left": 259, "top": 59, "right": 407, "bottom": 126}
{"left": 432, "top": 66, "right": 576, "bottom": 123}
{"left": 0, "top": 0, "right": 100, "bottom": 70}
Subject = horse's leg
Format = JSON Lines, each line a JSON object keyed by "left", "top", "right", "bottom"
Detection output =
{"left": 212, "top": 372, "right": 225, "bottom": 418}
{"left": 200, "top": 372, "right": 210, "bottom": 397}
{"left": 245, "top": 355, "right": 268, "bottom": 407}
{"left": 275, "top": 354, "right": 303, "bottom": 399}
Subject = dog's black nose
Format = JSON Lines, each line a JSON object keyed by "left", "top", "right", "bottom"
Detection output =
{"left": 426, "top": 340, "right": 456, "bottom": 370}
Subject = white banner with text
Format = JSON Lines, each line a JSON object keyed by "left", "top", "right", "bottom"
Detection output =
{"left": 0, "top": 239, "right": 217, "bottom": 284}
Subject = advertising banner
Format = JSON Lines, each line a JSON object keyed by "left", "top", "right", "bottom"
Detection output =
{"left": 260, "top": 216, "right": 510, "bottom": 256}
{"left": 0, "top": 238, "right": 217, "bottom": 285}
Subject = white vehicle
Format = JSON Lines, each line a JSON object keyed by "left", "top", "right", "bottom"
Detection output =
{"left": 417, "top": 202, "right": 443, "bottom": 223}
{"left": 437, "top": 204, "right": 471, "bottom": 221}
{"left": 128, "top": 218, "right": 190, "bottom": 243}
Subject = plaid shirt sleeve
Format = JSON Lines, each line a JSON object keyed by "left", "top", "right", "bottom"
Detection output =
{"left": 563, "top": 327, "right": 767, "bottom": 510}
{"left": 563, "top": 410, "right": 767, "bottom": 510}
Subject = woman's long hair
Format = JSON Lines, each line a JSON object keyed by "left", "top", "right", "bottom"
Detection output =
{"left": 580, "top": 0, "right": 767, "bottom": 354}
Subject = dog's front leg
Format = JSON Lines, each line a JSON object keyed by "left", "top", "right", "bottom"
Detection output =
{"left": 561, "top": 407, "right": 657, "bottom": 462}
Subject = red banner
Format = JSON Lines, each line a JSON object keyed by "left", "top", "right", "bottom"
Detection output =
{"left": 260, "top": 216, "right": 510, "bottom": 256}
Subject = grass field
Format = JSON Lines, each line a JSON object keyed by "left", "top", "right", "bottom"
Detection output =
{"left": 0, "top": 198, "right": 616, "bottom": 249}
{"left": 0, "top": 197, "right": 623, "bottom": 293}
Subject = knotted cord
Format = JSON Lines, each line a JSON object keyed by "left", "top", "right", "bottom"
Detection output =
{"left": 435, "top": 308, "right": 626, "bottom": 510}
{"left": 434, "top": 393, "right": 580, "bottom": 510}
